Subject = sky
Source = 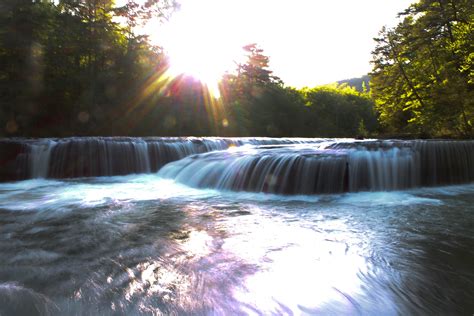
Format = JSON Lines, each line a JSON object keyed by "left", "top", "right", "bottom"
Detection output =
{"left": 138, "top": 0, "right": 415, "bottom": 87}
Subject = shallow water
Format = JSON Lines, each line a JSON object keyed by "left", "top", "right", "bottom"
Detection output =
{"left": 0, "top": 175, "right": 473, "bottom": 315}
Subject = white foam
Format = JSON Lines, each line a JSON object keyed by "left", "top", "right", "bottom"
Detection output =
{"left": 0, "top": 175, "right": 218, "bottom": 212}
{"left": 336, "top": 191, "right": 442, "bottom": 206}
{"left": 1, "top": 177, "right": 473, "bottom": 213}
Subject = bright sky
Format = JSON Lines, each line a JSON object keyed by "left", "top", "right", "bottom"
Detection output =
{"left": 139, "top": 0, "right": 415, "bottom": 87}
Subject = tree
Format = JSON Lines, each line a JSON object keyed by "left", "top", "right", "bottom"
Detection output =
{"left": 371, "top": 0, "right": 474, "bottom": 137}
{"left": 220, "top": 44, "right": 288, "bottom": 136}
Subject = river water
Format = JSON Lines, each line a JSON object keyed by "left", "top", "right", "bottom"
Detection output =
{"left": 0, "top": 175, "right": 473, "bottom": 315}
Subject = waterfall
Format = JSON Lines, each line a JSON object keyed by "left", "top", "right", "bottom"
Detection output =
{"left": 158, "top": 140, "right": 474, "bottom": 194}
{"left": 1, "top": 138, "right": 473, "bottom": 193}
{"left": 30, "top": 140, "right": 56, "bottom": 178}
{"left": 8, "top": 137, "right": 321, "bottom": 180}
{"left": 158, "top": 148, "right": 348, "bottom": 194}
{"left": 329, "top": 140, "right": 474, "bottom": 189}
{"left": 347, "top": 147, "right": 420, "bottom": 191}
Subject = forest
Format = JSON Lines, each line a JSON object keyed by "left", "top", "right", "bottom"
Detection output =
{"left": 0, "top": 0, "right": 472, "bottom": 138}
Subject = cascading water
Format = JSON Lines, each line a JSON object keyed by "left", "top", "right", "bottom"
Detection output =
{"left": 2, "top": 138, "right": 473, "bottom": 193}
{"left": 15, "top": 137, "right": 239, "bottom": 179}
{"left": 1, "top": 137, "right": 325, "bottom": 180}
{"left": 333, "top": 140, "right": 474, "bottom": 188}
{"left": 346, "top": 146, "right": 416, "bottom": 190}
{"left": 29, "top": 140, "right": 56, "bottom": 179}
{"left": 158, "top": 147, "right": 350, "bottom": 194}
{"left": 158, "top": 140, "right": 474, "bottom": 193}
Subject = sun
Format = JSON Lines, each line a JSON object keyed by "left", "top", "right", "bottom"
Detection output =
{"left": 164, "top": 34, "right": 230, "bottom": 98}
{"left": 149, "top": 0, "right": 249, "bottom": 97}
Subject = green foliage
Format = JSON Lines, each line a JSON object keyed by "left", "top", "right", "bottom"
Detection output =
{"left": 371, "top": 0, "right": 474, "bottom": 137}
{"left": 299, "top": 84, "right": 378, "bottom": 137}
{"left": 219, "top": 45, "right": 378, "bottom": 137}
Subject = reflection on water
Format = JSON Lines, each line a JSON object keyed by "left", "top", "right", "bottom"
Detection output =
{"left": 0, "top": 175, "right": 474, "bottom": 314}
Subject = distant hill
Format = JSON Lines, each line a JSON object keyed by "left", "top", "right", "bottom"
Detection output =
{"left": 337, "top": 75, "right": 370, "bottom": 92}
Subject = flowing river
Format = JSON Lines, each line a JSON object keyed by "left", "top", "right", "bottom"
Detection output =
{"left": 0, "top": 138, "right": 473, "bottom": 315}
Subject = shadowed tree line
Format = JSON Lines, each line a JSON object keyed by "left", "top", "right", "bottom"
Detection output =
{"left": 0, "top": 0, "right": 470, "bottom": 138}
{"left": 0, "top": 0, "right": 379, "bottom": 138}
{"left": 0, "top": 0, "right": 177, "bottom": 136}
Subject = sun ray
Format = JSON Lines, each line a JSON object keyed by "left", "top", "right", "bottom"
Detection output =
{"left": 147, "top": 0, "right": 249, "bottom": 99}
